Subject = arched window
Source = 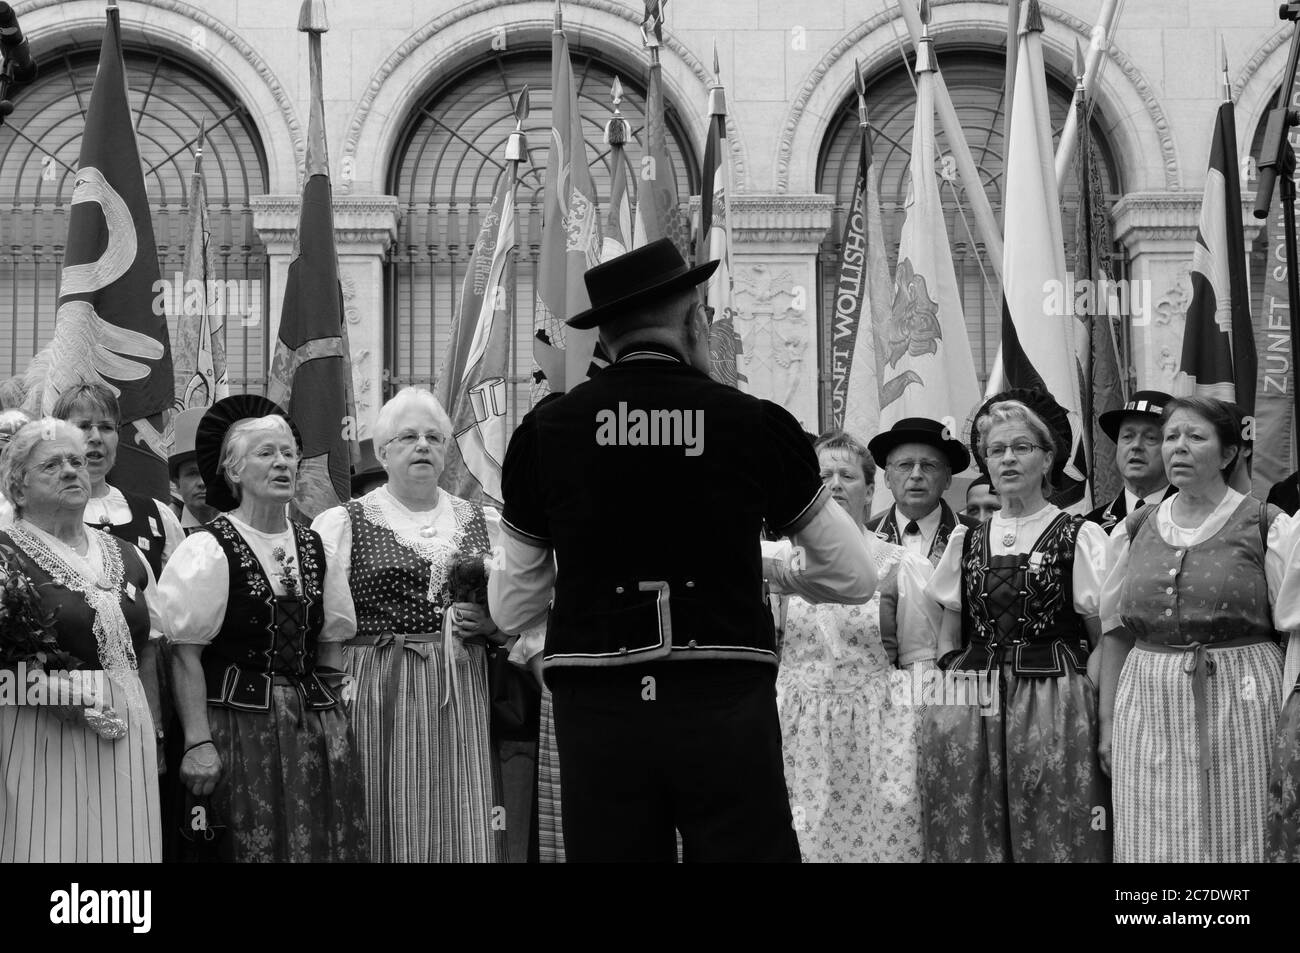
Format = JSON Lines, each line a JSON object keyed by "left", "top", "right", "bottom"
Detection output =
{"left": 386, "top": 46, "right": 699, "bottom": 431}
{"left": 0, "top": 47, "right": 270, "bottom": 390}
{"left": 816, "top": 49, "right": 1124, "bottom": 423}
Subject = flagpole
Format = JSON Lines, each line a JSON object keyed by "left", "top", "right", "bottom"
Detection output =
{"left": 1054, "top": 0, "right": 1124, "bottom": 187}
{"left": 895, "top": 0, "right": 1003, "bottom": 281}
{"left": 1003, "top": 0, "right": 1020, "bottom": 228}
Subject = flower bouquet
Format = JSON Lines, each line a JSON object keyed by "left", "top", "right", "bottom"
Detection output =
{"left": 0, "top": 543, "right": 127, "bottom": 740}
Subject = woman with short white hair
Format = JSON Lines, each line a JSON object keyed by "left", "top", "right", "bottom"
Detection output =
{"left": 313, "top": 386, "right": 508, "bottom": 862}
{"left": 158, "top": 395, "right": 367, "bottom": 862}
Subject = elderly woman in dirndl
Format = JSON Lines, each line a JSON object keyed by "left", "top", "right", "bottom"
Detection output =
{"left": 158, "top": 395, "right": 367, "bottom": 861}
{"left": 313, "top": 387, "right": 511, "bottom": 862}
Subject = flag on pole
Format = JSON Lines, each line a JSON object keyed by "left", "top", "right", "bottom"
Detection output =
{"left": 265, "top": 0, "right": 357, "bottom": 520}
{"left": 838, "top": 61, "right": 893, "bottom": 442}
{"left": 1073, "top": 66, "right": 1125, "bottom": 505}
{"left": 436, "top": 92, "right": 525, "bottom": 505}
{"left": 993, "top": 0, "right": 1090, "bottom": 509}
{"left": 172, "top": 126, "right": 229, "bottom": 411}
{"left": 602, "top": 77, "right": 634, "bottom": 261}
{"left": 23, "top": 2, "right": 173, "bottom": 501}
{"left": 531, "top": 2, "right": 603, "bottom": 402}
{"left": 1255, "top": 140, "right": 1299, "bottom": 494}
{"left": 631, "top": 2, "right": 691, "bottom": 259}
{"left": 873, "top": 22, "right": 980, "bottom": 489}
{"left": 698, "top": 46, "right": 744, "bottom": 388}
{"left": 1173, "top": 103, "right": 1256, "bottom": 418}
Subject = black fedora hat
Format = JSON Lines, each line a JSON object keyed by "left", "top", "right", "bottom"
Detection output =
{"left": 566, "top": 237, "right": 719, "bottom": 330}
{"left": 867, "top": 417, "right": 970, "bottom": 472}
{"left": 1098, "top": 390, "right": 1172, "bottom": 442}
{"left": 195, "top": 394, "right": 302, "bottom": 512}
{"left": 969, "top": 388, "right": 1071, "bottom": 482}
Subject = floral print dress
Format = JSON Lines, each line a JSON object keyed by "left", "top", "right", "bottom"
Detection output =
{"left": 776, "top": 538, "right": 935, "bottom": 863}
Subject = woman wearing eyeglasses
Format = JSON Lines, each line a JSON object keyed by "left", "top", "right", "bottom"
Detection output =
{"left": 157, "top": 395, "right": 368, "bottom": 862}
{"left": 0, "top": 419, "right": 164, "bottom": 861}
{"left": 312, "top": 387, "right": 507, "bottom": 862}
{"left": 1101, "top": 396, "right": 1289, "bottom": 862}
{"left": 919, "top": 392, "right": 1111, "bottom": 862}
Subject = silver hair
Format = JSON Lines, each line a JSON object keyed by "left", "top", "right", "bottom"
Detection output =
{"left": 0, "top": 418, "right": 86, "bottom": 516}
{"left": 0, "top": 408, "right": 31, "bottom": 437}
{"left": 976, "top": 400, "right": 1056, "bottom": 495}
{"left": 372, "top": 387, "right": 453, "bottom": 451}
{"left": 218, "top": 415, "right": 297, "bottom": 502}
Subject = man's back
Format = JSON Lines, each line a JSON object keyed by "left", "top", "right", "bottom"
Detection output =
{"left": 503, "top": 345, "right": 824, "bottom": 668}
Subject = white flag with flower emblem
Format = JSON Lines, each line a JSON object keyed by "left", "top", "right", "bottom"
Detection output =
{"left": 874, "top": 41, "right": 980, "bottom": 493}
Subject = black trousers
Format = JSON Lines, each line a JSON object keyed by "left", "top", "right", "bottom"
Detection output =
{"left": 548, "top": 661, "right": 801, "bottom": 863}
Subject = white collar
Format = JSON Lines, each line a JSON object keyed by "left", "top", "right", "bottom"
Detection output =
{"left": 896, "top": 504, "right": 942, "bottom": 539}
{"left": 1124, "top": 485, "right": 1167, "bottom": 513}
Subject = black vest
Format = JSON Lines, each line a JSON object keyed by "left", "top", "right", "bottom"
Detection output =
{"left": 90, "top": 490, "right": 168, "bottom": 578}
{"left": 952, "top": 512, "right": 1090, "bottom": 677}
{"left": 513, "top": 347, "right": 822, "bottom": 668}
{"left": 198, "top": 515, "right": 335, "bottom": 711}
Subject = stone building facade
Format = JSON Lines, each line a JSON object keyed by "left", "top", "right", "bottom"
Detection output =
{"left": 2, "top": 0, "right": 1293, "bottom": 439}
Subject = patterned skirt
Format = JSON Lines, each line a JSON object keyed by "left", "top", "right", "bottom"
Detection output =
{"left": 0, "top": 670, "right": 160, "bottom": 862}
{"left": 1115, "top": 642, "right": 1282, "bottom": 863}
{"left": 201, "top": 685, "right": 368, "bottom": 863}
{"left": 346, "top": 639, "right": 504, "bottom": 863}
{"left": 778, "top": 667, "right": 923, "bottom": 863}
{"left": 919, "top": 665, "right": 1110, "bottom": 863}
{"left": 537, "top": 688, "right": 566, "bottom": 863}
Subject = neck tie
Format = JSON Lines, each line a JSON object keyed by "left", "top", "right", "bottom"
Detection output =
{"left": 904, "top": 520, "right": 921, "bottom": 536}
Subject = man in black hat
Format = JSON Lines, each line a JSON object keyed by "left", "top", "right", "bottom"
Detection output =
{"left": 866, "top": 417, "right": 977, "bottom": 565}
{"left": 488, "top": 238, "right": 876, "bottom": 862}
{"left": 1085, "top": 390, "right": 1175, "bottom": 532}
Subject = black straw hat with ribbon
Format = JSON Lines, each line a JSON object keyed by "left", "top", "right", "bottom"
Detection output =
{"left": 195, "top": 394, "right": 302, "bottom": 512}
{"left": 1098, "top": 390, "right": 1172, "bottom": 442}
{"left": 566, "top": 237, "right": 719, "bottom": 330}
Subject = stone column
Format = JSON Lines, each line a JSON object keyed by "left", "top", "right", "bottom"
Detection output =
{"left": 252, "top": 195, "right": 400, "bottom": 439}
{"left": 1113, "top": 191, "right": 1263, "bottom": 396}
{"left": 729, "top": 194, "right": 836, "bottom": 433}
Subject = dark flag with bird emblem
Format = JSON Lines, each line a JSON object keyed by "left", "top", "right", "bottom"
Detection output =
{"left": 24, "top": 2, "right": 173, "bottom": 501}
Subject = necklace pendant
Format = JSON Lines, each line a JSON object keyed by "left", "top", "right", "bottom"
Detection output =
{"left": 1002, "top": 530, "right": 1017, "bottom": 547}
{"left": 419, "top": 525, "right": 436, "bottom": 538}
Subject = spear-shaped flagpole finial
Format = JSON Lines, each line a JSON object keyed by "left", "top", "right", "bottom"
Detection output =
{"left": 713, "top": 38, "right": 720, "bottom": 78}
{"left": 916, "top": 0, "right": 935, "bottom": 73}
{"left": 507, "top": 85, "right": 529, "bottom": 162}
{"left": 1221, "top": 36, "right": 1231, "bottom": 103}
{"left": 1073, "top": 38, "right": 1085, "bottom": 90}
{"left": 641, "top": 0, "right": 665, "bottom": 52}
{"left": 854, "top": 57, "right": 867, "bottom": 128}
{"left": 708, "top": 46, "right": 726, "bottom": 116}
{"left": 554, "top": 0, "right": 562, "bottom": 32}
{"left": 298, "top": 0, "right": 328, "bottom": 33}
{"left": 194, "top": 119, "right": 207, "bottom": 163}
{"left": 1021, "top": 0, "right": 1043, "bottom": 34}
{"left": 606, "top": 77, "right": 627, "bottom": 146}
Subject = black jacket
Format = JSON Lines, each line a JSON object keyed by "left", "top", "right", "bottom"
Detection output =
{"left": 499, "top": 343, "right": 827, "bottom": 669}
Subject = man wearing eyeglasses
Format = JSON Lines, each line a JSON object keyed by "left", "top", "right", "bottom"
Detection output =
{"left": 866, "top": 417, "right": 977, "bottom": 565}
{"left": 1084, "top": 390, "right": 1174, "bottom": 532}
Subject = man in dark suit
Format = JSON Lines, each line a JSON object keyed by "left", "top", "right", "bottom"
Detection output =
{"left": 488, "top": 239, "right": 876, "bottom": 862}
{"left": 1085, "top": 390, "right": 1175, "bottom": 531}
{"left": 1268, "top": 469, "right": 1300, "bottom": 516}
{"left": 866, "top": 417, "right": 977, "bottom": 565}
